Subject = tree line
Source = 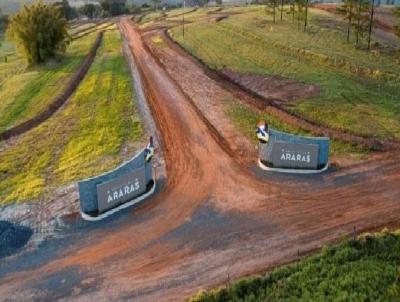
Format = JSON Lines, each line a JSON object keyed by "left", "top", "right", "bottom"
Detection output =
{"left": 261, "top": 0, "right": 388, "bottom": 50}
{"left": 56, "top": 0, "right": 136, "bottom": 20}
{"left": 339, "top": 0, "right": 377, "bottom": 49}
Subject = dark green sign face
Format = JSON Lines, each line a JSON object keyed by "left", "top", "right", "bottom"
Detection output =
{"left": 271, "top": 141, "right": 319, "bottom": 169}
{"left": 96, "top": 167, "right": 146, "bottom": 213}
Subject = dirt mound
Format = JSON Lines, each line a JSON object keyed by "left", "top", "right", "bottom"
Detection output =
{"left": 222, "top": 69, "right": 320, "bottom": 105}
{"left": 0, "top": 220, "right": 32, "bottom": 259}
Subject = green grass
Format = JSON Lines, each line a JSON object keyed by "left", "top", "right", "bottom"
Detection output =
{"left": 190, "top": 229, "right": 400, "bottom": 302}
{"left": 0, "top": 29, "right": 143, "bottom": 204}
{"left": 0, "top": 27, "right": 104, "bottom": 133}
{"left": 169, "top": 7, "right": 400, "bottom": 141}
{"left": 138, "top": 7, "right": 223, "bottom": 28}
{"left": 225, "top": 100, "right": 368, "bottom": 158}
{"left": 69, "top": 22, "right": 98, "bottom": 35}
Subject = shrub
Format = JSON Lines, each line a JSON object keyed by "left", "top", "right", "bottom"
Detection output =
{"left": 6, "top": 2, "right": 70, "bottom": 65}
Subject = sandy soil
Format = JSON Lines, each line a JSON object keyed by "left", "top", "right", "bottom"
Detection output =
{"left": 0, "top": 18, "right": 399, "bottom": 302}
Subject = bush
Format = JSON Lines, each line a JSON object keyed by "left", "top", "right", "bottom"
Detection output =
{"left": 6, "top": 1, "right": 70, "bottom": 65}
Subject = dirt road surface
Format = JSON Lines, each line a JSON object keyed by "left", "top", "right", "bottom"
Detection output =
{"left": 0, "top": 18, "right": 399, "bottom": 302}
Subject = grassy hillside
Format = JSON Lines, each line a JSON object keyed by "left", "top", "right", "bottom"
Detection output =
{"left": 191, "top": 229, "right": 400, "bottom": 302}
{"left": 0, "top": 23, "right": 108, "bottom": 133}
{"left": 169, "top": 7, "right": 400, "bottom": 141}
{"left": 225, "top": 101, "right": 367, "bottom": 156}
{"left": 0, "top": 27, "right": 143, "bottom": 204}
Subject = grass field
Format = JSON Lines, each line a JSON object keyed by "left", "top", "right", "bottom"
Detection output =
{"left": 0, "top": 28, "right": 143, "bottom": 204}
{"left": 169, "top": 7, "right": 400, "bottom": 141}
{"left": 69, "top": 22, "right": 98, "bottom": 35}
{"left": 191, "top": 229, "right": 400, "bottom": 302}
{"left": 225, "top": 101, "right": 368, "bottom": 157}
{"left": 0, "top": 23, "right": 106, "bottom": 133}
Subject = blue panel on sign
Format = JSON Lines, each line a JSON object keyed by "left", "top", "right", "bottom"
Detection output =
{"left": 259, "top": 128, "right": 330, "bottom": 169}
{"left": 268, "top": 128, "right": 330, "bottom": 166}
{"left": 78, "top": 149, "right": 153, "bottom": 215}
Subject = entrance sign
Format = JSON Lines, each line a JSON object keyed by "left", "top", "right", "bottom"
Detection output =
{"left": 259, "top": 128, "right": 329, "bottom": 173}
{"left": 271, "top": 141, "right": 319, "bottom": 169}
{"left": 97, "top": 167, "right": 147, "bottom": 213}
{"left": 78, "top": 149, "right": 155, "bottom": 221}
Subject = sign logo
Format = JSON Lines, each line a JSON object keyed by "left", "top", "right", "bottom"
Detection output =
{"left": 279, "top": 149, "right": 311, "bottom": 163}
{"left": 271, "top": 141, "right": 319, "bottom": 169}
{"left": 106, "top": 178, "right": 141, "bottom": 204}
{"left": 96, "top": 167, "right": 146, "bottom": 213}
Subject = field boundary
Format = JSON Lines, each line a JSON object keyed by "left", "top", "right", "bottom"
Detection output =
{"left": 0, "top": 32, "right": 104, "bottom": 142}
{"left": 162, "top": 29, "right": 400, "bottom": 152}
{"left": 72, "top": 23, "right": 114, "bottom": 40}
{"left": 71, "top": 21, "right": 105, "bottom": 39}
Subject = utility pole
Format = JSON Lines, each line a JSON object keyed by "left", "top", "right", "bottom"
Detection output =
{"left": 182, "top": 0, "right": 185, "bottom": 39}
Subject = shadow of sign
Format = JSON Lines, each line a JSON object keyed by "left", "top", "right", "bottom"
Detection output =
{"left": 78, "top": 149, "right": 155, "bottom": 221}
{"left": 259, "top": 128, "right": 330, "bottom": 172}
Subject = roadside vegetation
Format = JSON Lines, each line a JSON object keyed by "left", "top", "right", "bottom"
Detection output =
{"left": 6, "top": 2, "right": 70, "bottom": 65}
{"left": 0, "top": 28, "right": 143, "bottom": 204}
{"left": 0, "top": 23, "right": 105, "bottom": 133}
{"left": 191, "top": 229, "right": 400, "bottom": 302}
{"left": 168, "top": 7, "right": 400, "bottom": 141}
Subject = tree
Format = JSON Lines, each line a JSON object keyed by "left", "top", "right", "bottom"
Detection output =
{"left": 303, "top": 0, "right": 308, "bottom": 31}
{"left": 264, "top": 0, "right": 278, "bottom": 23}
{"left": 79, "top": 4, "right": 102, "bottom": 19}
{"left": 290, "top": 0, "right": 295, "bottom": 23}
{"left": 150, "top": 0, "right": 163, "bottom": 10}
{"left": 294, "top": 0, "right": 304, "bottom": 30}
{"left": 339, "top": 0, "right": 357, "bottom": 43}
{"left": 100, "top": 0, "right": 126, "bottom": 16}
{"left": 6, "top": 2, "right": 70, "bottom": 65}
{"left": 55, "top": 0, "right": 78, "bottom": 20}
{"left": 353, "top": 0, "right": 369, "bottom": 45}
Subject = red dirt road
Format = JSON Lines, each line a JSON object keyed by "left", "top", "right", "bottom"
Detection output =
{"left": 0, "top": 18, "right": 399, "bottom": 302}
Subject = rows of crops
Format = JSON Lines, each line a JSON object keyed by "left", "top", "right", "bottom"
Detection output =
{"left": 191, "top": 229, "right": 400, "bottom": 302}
{"left": 169, "top": 8, "right": 400, "bottom": 140}
{"left": 0, "top": 28, "right": 143, "bottom": 204}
